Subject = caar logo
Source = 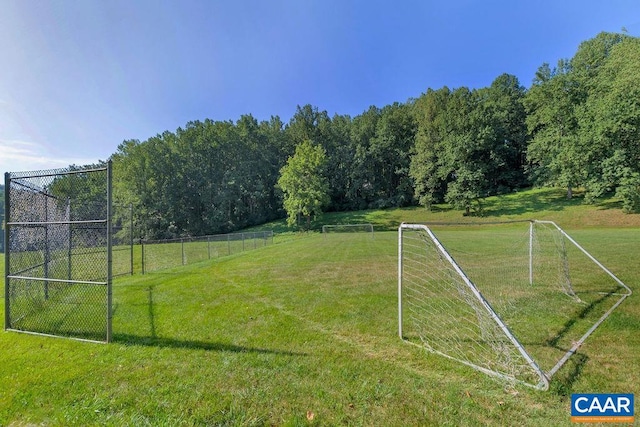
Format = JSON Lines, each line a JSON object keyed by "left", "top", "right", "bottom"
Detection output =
{"left": 571, "top": 393, "right": 634, "bottom": 423}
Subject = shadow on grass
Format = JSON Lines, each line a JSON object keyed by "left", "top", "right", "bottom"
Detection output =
{"left": 480, "top": 188, "right": 584, "bottom": 218}
{"left": 545, "top": 290, "right": 617, "bottom": 349}
{"left": 543, "top": 290, "right": 622, "bottom": 395}
{"left": 112, "top": 333, "right": 308, "bottom": 357}
{"left": 481, "top": 187, "right": 626, "bottom": 218}
{"left": 550, "top": 352, "right": 589, "bottom": 397}
{"left": 113, "top": 285, "right": 307, "bottom": 357}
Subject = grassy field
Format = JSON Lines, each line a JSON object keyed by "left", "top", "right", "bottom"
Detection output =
{"left": 1, "top": 188, "right": 639, "bottom": 426}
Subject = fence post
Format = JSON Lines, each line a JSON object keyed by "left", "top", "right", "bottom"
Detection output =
{"left": 67, "top": 198, "right": 72, "bottom": 281}
{"left": 129, "top": 203, "right": 134, "bottom": 275}
{"left": 141, "top": 242, "right": 146, "bottom": 274}
{"left": 181, "top": 238, "right": 186, "bottom": 265}
{"left": 106, "top": 160, "right": 113, "bottom": 343}
{"left": 4, "top": 172, "right": 11, "bottom": 330}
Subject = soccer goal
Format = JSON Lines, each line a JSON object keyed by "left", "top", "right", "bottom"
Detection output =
{"left": 398, "top": 221, "right": 631, "bottom": 390}
{"left": 322, "top": 223, "right": 374, "bottom": 238}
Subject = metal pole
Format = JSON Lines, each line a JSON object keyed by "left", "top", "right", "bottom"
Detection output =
{"left": 44, "top": 194, "right": 49, "bottom": 300}
{"left": 181, "top": 238, "right": 185, "bottom": 265}
{"left": 67, "top": 198, "right": 72, "bottom": 282}
{"left": 397, "top": 224, "right": 403, "bottom": 339}
{"left": 5, "top": 172, "right": 11, "bottom": 330}
{"left": 141, "top": 242, "right": 146, "bottom": 274}
{"left": 529, "top": 221, "right": 534, "bottom": 285}
{"left": 106, "top": 160, "right": 113, "bottom": 343}
{"left": 129, "top": 203, "right": 134, "bottom": 275}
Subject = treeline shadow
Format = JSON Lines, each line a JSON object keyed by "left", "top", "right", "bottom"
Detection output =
{"left": 482, "top": 187, "right": 625, "bottom": 218}
{"left": 480, "top": 188, "right": 584, "bottom": 217}
{"left": 112, "top": 333, "right": 308, "bottom": 357}
{"left": 113, "top": 285, "right": 306, "bottom": 357}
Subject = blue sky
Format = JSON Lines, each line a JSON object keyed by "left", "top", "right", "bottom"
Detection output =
{"left": 0, "top": 0, "right": 638, "bottom": 174}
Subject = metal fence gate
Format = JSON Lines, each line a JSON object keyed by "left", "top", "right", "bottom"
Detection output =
{"left": 4, "top": 162, "right": 112, "bottom": 343}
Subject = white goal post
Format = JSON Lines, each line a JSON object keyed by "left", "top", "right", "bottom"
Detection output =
{"left": 398, "top": 221, "right": 631, "bottom": 390}
{"left": 322, "top": 223, "right": 374, "bottom": 238}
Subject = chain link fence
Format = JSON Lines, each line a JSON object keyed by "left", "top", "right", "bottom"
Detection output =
{"left": 112, "top": 203, "right": 133, "bottom": 277}
{"left": 4, "top": 163, "right": 112, "bottom": 342}
{"left": 141, "top": 231, "right": 273, "bottom": 274}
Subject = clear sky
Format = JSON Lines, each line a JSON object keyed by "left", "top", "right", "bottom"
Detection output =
{"left": 0, "top": 0, "right": 638, "bottom": 174}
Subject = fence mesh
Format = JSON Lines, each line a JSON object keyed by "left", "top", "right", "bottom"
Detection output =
{"left": 5, "top": 164, "right": 111, "bottom": 342}
{"left": 112, "top": 204, "right": 133, "bottom": 277}
{"left": 141, "top": 231, "right": 273, "bottom": 273}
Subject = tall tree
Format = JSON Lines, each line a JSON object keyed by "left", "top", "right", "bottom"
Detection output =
{"left": 277, "top": 140, "right": 330, "bottom": 229}
{"left": 441, "top": 87, "right": 495, "bottom": 215}
{"left": 524, "top": 59, "right": 583, "bottom": 199}
{"left": 348, "top": 106, "right": 381, "bottom": 209}
{"left": 524, "top": 32, "right": 636, "bottom": 202}
{"left": 368, "top": 102, "right": 417, "bottom": 207}
{"left": 411, "top": 87, "right": 451, "bottom": 209}
{"left": 577, "top": 35, "right": 640, "bottom": 211}
{"left": 481, "top": 73, "right": 529, "bottom": 191}
{"left": 323, "top": 113, "right": 353, "bottom": 211}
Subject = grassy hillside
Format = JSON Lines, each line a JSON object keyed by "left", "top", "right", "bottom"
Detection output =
{"left": 252, "top": 188, "right": 640, "bottom": 236}
{"left": 0, "top": 189, "right": 639, "bottom": 425}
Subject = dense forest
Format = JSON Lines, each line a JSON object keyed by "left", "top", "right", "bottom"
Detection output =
{"left": 3, "top": 32, "right": 639, "bottom": 241}
{"left": 108, "top": 32, "right": 640, "bottom": 239}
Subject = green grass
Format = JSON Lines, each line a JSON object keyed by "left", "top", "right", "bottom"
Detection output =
{"left": 1, "top": 187, "right": 639, "bottom": 426}
{"left": 140, "top": 234, "right": 271, "bottom": 274}
{"left": 250, "top": 187, "right": 640, "bottom": 233}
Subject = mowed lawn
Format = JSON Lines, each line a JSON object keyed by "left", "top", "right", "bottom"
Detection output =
{"left": 1, "top": 203, "right": 639, "bottom": 425}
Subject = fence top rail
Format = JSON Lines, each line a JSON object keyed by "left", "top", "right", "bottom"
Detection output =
{"left": 7, "top": 165, "right": 108, "bottom": 180}
{"left": 7, "top": 275, "right": 107, "bottom": 286}
{"left": 8, "top": 220, "right": 108, "bottom": 226}
{"left": 141, "top": 230, "right": 274, "bottom": 245}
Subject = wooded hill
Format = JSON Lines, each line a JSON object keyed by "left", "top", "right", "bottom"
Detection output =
{"left": 97, "top": 32, "right": 640, "bottom": 238}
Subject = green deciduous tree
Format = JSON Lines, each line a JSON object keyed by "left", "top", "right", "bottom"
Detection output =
{"left": 524, "top": 60, "right": 583, "bottom": 199}
{"left": 368, "top": 102, "right": 416, "bottom": 207}
{"left": 277, "top": 140, "right": 330, "bottom": 229}
{"left": 411, "top": 76, "right": 528, "bottom": 214}
{"left": 525, "top": 31, "right": 639, "bottom": 209}
{"left": 410, "top": 87, "right": 450, "bottom": 209}
{"left": 576, "top": 34, "right": 640, "bottom": 211}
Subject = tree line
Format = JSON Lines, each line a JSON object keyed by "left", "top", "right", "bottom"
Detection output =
{"left": 107, "top": 31, "right": 639, "bottom": 238}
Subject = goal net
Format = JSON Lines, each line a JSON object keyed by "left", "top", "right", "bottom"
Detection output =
{"left": 322, "top": 223, "right": 374, "bottom": 238}
{"left": 398, "top": 221, "right": 631, "bottom": 390}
